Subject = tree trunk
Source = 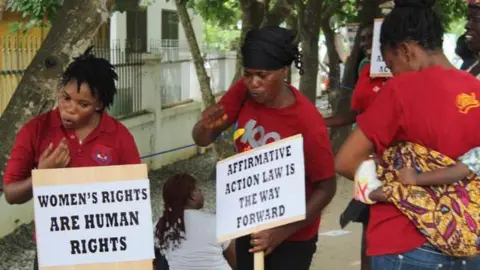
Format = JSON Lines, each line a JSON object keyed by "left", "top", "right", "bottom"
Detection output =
{"left": 286, "top": 14, "right": 297, "bottom": 83}
{"left": 321, "top": 18, "right": 341, "bottom": 91}
{"left": 262, "top": 0, "right": 295, "bottom": 27}
{"left": 230, "top": 0, "right": 266, "bottom": 85}
{"left": 0, "top": 0, "right": 115, "bottom": 189}
{"left": 329, "top": 0, "right": 381, "bottom": 153}
{"left": 174, "top": 0, "right": 234, "bottom": 160}
{"left": 297, "top": 0, "right": 324, "bottom": 104}
{"left": 175, "top": 0, "right": 215, "bottom": 107}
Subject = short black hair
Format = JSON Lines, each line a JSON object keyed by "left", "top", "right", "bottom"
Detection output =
{"left": 380, "top": 0, "right": 444, "bottom": 52}
{"left": 456, "top": 34, "right": 474, "bottom": 60}
{"left": 60, "top": 46, "right": 118, "bottom": 110}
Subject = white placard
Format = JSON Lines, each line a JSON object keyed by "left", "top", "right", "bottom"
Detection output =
{"left": 33, "top": 179, "right": 154, "bottom": 267}
{"left": 370, "top": 18, "right": 392, "bottom": 78}
{"left": 216, "top": 135, "right": 306, "bottom": 242}
{"left": 346, "top": 23, "right": 360, "bottom": 50}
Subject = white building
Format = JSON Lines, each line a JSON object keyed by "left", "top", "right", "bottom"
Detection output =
{"left": 110, "top": 0, "right": 205, "bottom": 52}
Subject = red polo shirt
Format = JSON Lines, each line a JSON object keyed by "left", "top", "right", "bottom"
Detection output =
{"left": 4, "top": 108, "right": 141, "bottom": 186}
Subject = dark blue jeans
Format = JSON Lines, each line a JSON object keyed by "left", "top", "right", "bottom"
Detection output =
{"left": 371, "top": 243, "right": 480, "bottom": 270}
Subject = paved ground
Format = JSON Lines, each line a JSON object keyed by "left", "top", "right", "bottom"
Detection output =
{"left": 312, "top": 177, "right": 364, "bottom": 270}
{"left": 0, "top": 150, "right": 363, "bottom": 270}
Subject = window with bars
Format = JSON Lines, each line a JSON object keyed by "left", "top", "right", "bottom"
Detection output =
{"left": 161, "top": 9, "right": 179, "bottom": 47}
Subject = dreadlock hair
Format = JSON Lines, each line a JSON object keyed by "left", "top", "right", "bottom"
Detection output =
{"left": 155, "top": 173, "right": 197, "bottom": 252}
{"left": 380, "top": 0, "right": 444, "bottom": 53}
{"left": 60, "top": 46, "right": 118, "bottom": 110}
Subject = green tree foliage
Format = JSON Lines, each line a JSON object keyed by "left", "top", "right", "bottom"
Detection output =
{"left": 435, "top": 0, "right": 467, "bottom": 32}
{"left": 188, "top": 0, "right": 241, "bottom": 51}
{"left": 8, "top": 0, "right": 62, "bottom": 32}
{"left": 333, "top": 0, "right": 358, "bottom": 26}
{"left": 332, "top": 0, "right": 467, "bottom": 32}
{"left": 189, "top": 0, "right": 240, "bottom": 26}
{"left": 204, "top": 24, "right": 240, "bottom": 51}
{"left": 7, "top": 0, "right": 150, "bottom": 33}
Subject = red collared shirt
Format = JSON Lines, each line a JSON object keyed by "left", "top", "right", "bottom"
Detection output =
{"left": 3, "top": 108, "right": 141, "bottom": 185}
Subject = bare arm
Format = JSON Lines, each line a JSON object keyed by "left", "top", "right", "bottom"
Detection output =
{"left": 417, "top": 166, "right": 470, "bottom": 185}
{"left": 324, "top": 110, "right": 357, "bottom": 128}
{"left": 3, "top": 178, "right": 33, "bottom": 204}
{"left": 4, "top": 138, "right": 70, "bottom": 205}
{"left": 192, "top": 119, "right": 229, "bottom": 147}
{"left": 369, "top": 188, "right": 388, "bottom": 202}
{"left": 248, "top": 177, "right": 337, "bottom": 255}
{"left": 335, "top": 128, "right": 375, "bottom": 180}
{"left": 280, "top": 177, "right": 337, "bottom": 236}
{"left": 223, "top": 241, "right": 236, "bottom": 270}
{"left": 192, "top": 105, "right": 231, "bottom": 147}
{"left": 417, "top": 165, "right": 472, "bottom": 185}
{"left": 369, "top": 164, "right": 471, "bottom": 203}
{"left": 193, "top": 80, "right": 250, "bottom": 147}
{"left": 302, "top": 177, "right": 337, "bottom": 223}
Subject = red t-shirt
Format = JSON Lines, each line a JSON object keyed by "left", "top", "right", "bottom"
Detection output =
{"left": 351, "top": 63, "right": 387, "bottom": 113}
{"left": 4, "top": 108, "right": 141, "bottom": 185}
{"left": 357, "top": 66, "right": 480, "bottom": 256}
{"left": 219, "top": 79, "right": 336, "bottom": 241}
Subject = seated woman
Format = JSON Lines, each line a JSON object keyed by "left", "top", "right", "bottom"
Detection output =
{"left": 354, "top": 142, "right": 480, "bottom": 257}
{"left": 155, "top": 173, "right": 236, "bottom": 270}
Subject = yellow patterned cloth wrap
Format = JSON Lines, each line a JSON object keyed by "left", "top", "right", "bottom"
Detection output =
{"left": 378, "top": 142, "right": 480, "bottom": 257}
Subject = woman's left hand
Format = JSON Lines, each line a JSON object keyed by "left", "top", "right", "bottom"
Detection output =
{"left": 249, "top": 227, "right": 290, "bottom": 255}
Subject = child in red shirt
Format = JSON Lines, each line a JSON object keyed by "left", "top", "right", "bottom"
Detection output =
{"left": 3, "top": 47, "right": 141, "bottom": 270}
{"left": 335, "top": 0, "right": 480, "bottom": 269}
{"left": 192, "top": 27, "right": 336, "bottom": 270}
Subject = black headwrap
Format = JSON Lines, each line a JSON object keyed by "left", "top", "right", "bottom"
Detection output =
{"left": 242, "top": 27, "right": 303, "bottom": 74}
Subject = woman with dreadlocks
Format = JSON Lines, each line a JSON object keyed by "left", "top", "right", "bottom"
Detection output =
{"left": 335, "top": 0, "right": 480, "bottom": 269}
{"left": 154, "top": 173, "right": 236, "bottom": 270}
{"left": 192, "top": 26, "right": 336, "bottom": 270}
{"left": 2, "top": 46, "right": 141, "bottom": 270}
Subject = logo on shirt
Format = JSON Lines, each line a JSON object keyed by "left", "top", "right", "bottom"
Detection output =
{"left": 456, "top": 93, "right": 480, "bottom": 114}
{"left": 234, "top": 119, "right": 281, "bottom": 151}
{"left": 373, "top": 86, "right": 381, "bottom": 93}
{"left": 91, "top": 144, "right": 113, "bottom": 165}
